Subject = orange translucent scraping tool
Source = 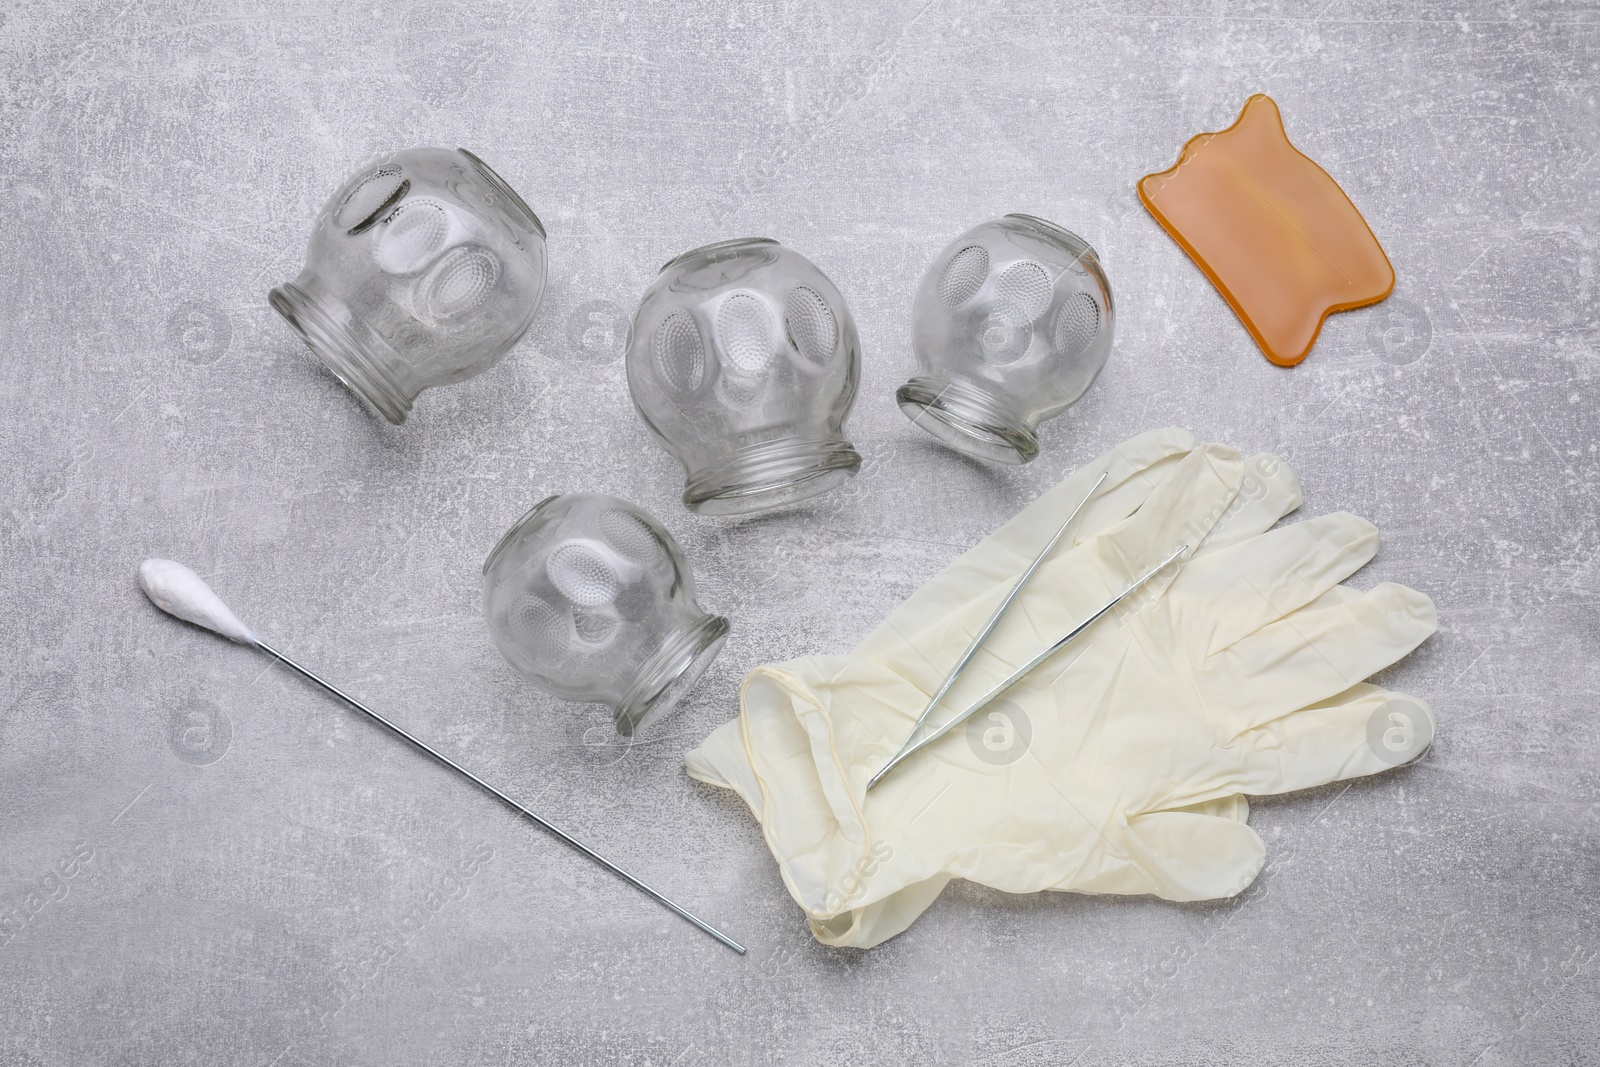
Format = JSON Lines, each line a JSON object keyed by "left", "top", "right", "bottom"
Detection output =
{"left": 1138, "top": 94, "right": 1394, "bottom": 366}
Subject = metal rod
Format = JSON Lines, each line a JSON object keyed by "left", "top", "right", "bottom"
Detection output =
{"left": 867, "top": 545, "right": 1189, "bottom": 791}
{"left": 253, "top": 639, "right": 746, "bottom": 955}
{"left": 879, "top": 472, "right": 1108, "bottom": 771}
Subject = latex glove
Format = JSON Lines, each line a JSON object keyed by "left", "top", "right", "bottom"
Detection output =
{"left": 687, "top": 431, "right": 1436, "bottom": 948}
{"left": 690, "top": 427, "right": 1293, "bottom": 899}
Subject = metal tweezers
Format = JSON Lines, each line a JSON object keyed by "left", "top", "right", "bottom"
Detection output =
{"left": 867, "top": 473, "right": 1187, "bottom": 791}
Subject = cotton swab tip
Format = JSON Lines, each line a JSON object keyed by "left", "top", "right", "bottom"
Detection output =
{"left": 138, "top": 559, "right": 258, "bottom": 645}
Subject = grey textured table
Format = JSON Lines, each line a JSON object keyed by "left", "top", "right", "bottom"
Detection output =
{"left": 2, "top": 2, "right": 1597, "bottom": 1064}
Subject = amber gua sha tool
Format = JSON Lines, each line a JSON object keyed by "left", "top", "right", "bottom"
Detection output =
{"left": 1138, "top": 94, "right": 1395, "bottom": 367}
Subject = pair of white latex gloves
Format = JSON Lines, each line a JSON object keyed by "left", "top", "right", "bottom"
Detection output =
{"left": 686, "top": 428, "right": 1438, "bottom": 949}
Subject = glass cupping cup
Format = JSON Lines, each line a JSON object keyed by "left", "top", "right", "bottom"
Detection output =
{"left": 270, "top": 147, "right": 547, "bottom": 424}
{"left": 898, "top": 215, "right": 1114, "bottom": 464}
{"left": 482, "top": 494, "right": 729, "bottom": 735}
{"left": 625, "top": 238, "right": 862, "bottom": 515}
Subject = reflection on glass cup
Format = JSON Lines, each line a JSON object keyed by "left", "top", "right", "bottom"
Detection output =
{"left": 625, "top": 238, "right": 862, "bottom": 515}
{"left": 270, "top": 147, "right": 547, "bottom": 423}
{"left": 899, "top": 214, "right": 1114, "bottom": 464}
{"left": 482, "top": 494, "right": 728, "bottom": 735}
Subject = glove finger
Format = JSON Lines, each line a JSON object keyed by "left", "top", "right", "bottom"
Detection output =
{"left": 1069, "top": 427, "right": 1204, "bottom": 547}
{"left": 1198, "top": 684, "right": 1437, "bottom": 799}
{"left": 1186, "top": 511, "right": 1380, "bottom": 656}
{"left": 685, "top": 718, "right": 757, "bottom": 798}
{"left": 857, "top": 427, "right": 1197, "bottom": 664}
{"left": 1069, "top": 812, "right": 1266, "bottom": 901}
{"left": 1168, "top": 793, "right": 1250, "bottom": 822}
{"left": 1207, "top": 582, "right": 1438, "bottom": 732}
{"left": 1037, "top": 443, "right": 1246, "bottom": 613}
{"left": 1196, "top": 452, "right": 1303, "bottom": 553}
{"left": 1089, "top": 447, "right": 1300, "bottom": 562}
{"left": 810, "top": 874, "right": 954, "bottom": 949}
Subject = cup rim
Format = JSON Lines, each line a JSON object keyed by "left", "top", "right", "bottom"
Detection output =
{"left": 483, "top": 495, "right": 561, "bottom": 575}
{"left": 660, "top": 236, "right": 777, "bottom": 274}
{"left": 896, "top": 375, "right": 1040, "bottom": 465}
{"left": 268, "top": 279, "right": 416, "bottom": 424}
{"left": 613, "top": 613, "right": 731, "bottom": 734}
{"left": 1002, "top": 213, "right": 1099, "bottom": 262}
{"left": 681, "top": 436, "right": 862, "bottom": 515}
{"left": 457, "top": 147, "right": 547, "bottom": 239}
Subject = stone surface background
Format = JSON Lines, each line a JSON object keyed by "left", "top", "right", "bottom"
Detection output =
{"left": 1, "top": 1, "right": 1596, "bottom": 1063}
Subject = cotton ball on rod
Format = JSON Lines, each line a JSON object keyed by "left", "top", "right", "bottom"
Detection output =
{"left": 138, "top": 559, "right": 257, "bottom": 645}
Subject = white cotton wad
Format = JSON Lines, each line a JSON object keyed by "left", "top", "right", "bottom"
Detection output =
{"left": 138, "top": 559, "right": 257, "bottom": 645}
